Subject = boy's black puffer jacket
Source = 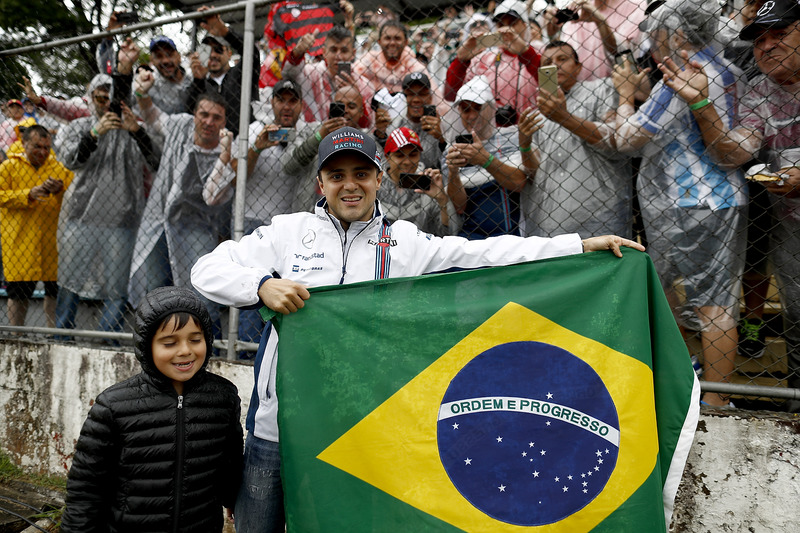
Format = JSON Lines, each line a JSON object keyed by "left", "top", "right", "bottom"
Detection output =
{"left": 61, "top": 287, "right": 243, "bottom": 533}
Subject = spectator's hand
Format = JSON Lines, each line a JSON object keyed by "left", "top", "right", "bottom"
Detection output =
{"left": 117, "top": 38, "right": 140, "bottom": 75}
{"left": 658, "top": 50, "right": 709, "bottom": 106}
{"left": 463, "top": 4, "right": 476, "bottom": 17}
{"left": 611, "top": 56, "right": 641, "bottom": 100}
{"left": 339, "top": 0, "right": 355, "bottom": 24}
{"left": 219, "top": 128, "right": 233, "bottom": 163}
{"left": 198, "top": 6, "right": 229, "bottom": 37}
{"left": 766, "top": 167, "right": 800, "bottom": 198}
{"left": 292, "top": 29, "right": 319, "bottom": 60}
{"left": 41, "top": 177, "right": 64, "bottom": 195}
{"left": 258, "top": 277, "right": 311, "bottom": 314}
{"left": 518, "top": 107, "right": 543, "bottom": 147}
{"left": 254, "top": 124, "right": 281, "bottom": 151}
{"left": 498, "top": 26, "right": 528, "bottom": 55}
{"left": 95, "top": 112, "right": 122, "bottom": 136}
{"left": 334, "top": 71, "right": 358, "bottom": 91}
{"left": 134, "top": 68, "right": 155, "bottom": 95}
{"left": 537, "top": 86, "right": 569, "bottom": 123}
{"left": 17, "top": 76, "right": 42, "bottom": 106}
{"left": 119, "top": 102, "right": 140, "bottom": 132}
{"left": 421, "top": 114, "right": 444, "bottom": 142}
{"left": 543, "top": 6, "right": 564, "bottom": 37}
{"left": 224, "top": 507, "right": 234, "bottom": 523}
{"left": 374, "top": 108, "right": 391, "bottom": 135}
{"left": 574, "top": 0, "right": 604, "bottom": 25}
{"left": 421, "top": 168, "right": 448, "bottom": 207}
{"left": 456, "top": 31, "right": 483, "bottom": 62}
{"left": 581, "top": 235, "right": 645, "bottom": 257}
{"left": 189, "top": 52, "right": 209, "bottom": 79}
{"left": 319, "top": 117, "right": 347, "bottom": 138}
{"left": 28, "top": 183, "right": 51, "bottom": 202}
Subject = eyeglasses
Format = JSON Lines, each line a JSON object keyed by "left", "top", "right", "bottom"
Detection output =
{"left": 93, "top": 94, "right": 110, "bottom": 104}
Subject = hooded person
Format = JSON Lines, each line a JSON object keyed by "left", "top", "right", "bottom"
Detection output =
{"left": 443, "top": 75, "right": 526, "bottom": 239}
{"left": 61, "top": 286, "right": 243, "bottom": 533}
{"left": 54, "top": 73, "right": 158, "bottom": 337}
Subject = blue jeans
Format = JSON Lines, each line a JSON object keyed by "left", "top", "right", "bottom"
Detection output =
{"left": 55, "top": 287, "right": 127, "bottom": 336}
{"left": 234, "top": 433, "right": 284, "bottom": 533}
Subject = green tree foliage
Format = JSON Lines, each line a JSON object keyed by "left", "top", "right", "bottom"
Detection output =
{"left": 0, "top": 0, "right": 177, "bottom": 100}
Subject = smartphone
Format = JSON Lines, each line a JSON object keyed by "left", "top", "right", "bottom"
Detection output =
{"left": 329, "top": 102, "right": 346, "bottom": 118}
{"left": 538, "top": 65, "right": 559, "bottom": 95}
{"left": 614, "top": 50, "right": 638, "bottom": 73}
{"left": 423, "top": 105, "right": 437, "bottom": 117}
{"left": 399, "top": 173, "right": 432, "bottom": 190}
{"left": 268, "top": 128, "right": 292, "bottom": 142}
{"left": 454, "top": 134, "right": 473, "bottom": 144}
{"left": 115, "top": 11, "right": 140, "bottom": 24}
{"left": 197, "top": 43, "right": 212, "bottom": 67}
{"left": 109, "top": 98, "right": 122, "bottom": 116}
{"left": 337, "top": 62, "right": 352, "bottom": 76}
{"left": 555, "top": 8, "right": 580, "bottom": 24}
{"left": 476, "top": 32, "right": 502, "bottom": 49}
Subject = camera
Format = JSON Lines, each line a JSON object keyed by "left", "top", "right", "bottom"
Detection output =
{"left": 555, "top": 8, "right": 580, "bottom": 24}
{"left": 115, "top": 11, "right": 140, "bottom": 24}
{"left": 495, "top": 105, "right": 518, "bottom": 127}
{"left": 329, "top": 102, "right": 346, "bottom": 118}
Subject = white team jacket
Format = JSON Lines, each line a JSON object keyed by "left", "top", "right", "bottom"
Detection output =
{"left": 191, "top": 201, "right": 582, "bottom": 442}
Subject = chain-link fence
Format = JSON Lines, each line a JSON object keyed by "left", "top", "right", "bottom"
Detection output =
{"left": 0, "top": 0, "right": 798, "bottom": 408}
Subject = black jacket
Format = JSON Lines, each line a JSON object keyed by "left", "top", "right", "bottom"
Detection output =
{"left": 61, "top": 287, "right": 243, "bottom": 533}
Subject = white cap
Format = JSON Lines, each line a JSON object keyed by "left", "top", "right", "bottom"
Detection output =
{"left": 493, "top": 0, "right": 529, "bottom": 23}
{"left": 455, "top": 75, "right": 494, "bottom": 106}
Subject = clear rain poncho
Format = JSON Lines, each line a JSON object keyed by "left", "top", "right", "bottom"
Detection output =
{"left": 54, "top": 74, "right": 151, "bottom": 299}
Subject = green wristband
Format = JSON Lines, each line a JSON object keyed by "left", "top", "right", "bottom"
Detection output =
{"left": 689, "top": 98, "right": 711, "bottom": 111}
{"left": 251, "top": 144, "right": 264, "bottom": 154}
{"left": 314, "top": 131, "right": 322, "bottom": 142}
{"left": 519, "top": 146, "right": 532, "bottom": 153}
{"left": 482, "top": 154, "right": 495, "bottom": 169}
{"left": 90, "top": 127, "right": 99, "bottom": 138}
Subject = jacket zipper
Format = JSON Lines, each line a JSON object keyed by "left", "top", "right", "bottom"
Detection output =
{"left": 172, "top": 395, "right": 185, "bottom": 533}
{"left": 330, "top": 213, "right": 376, "bottom": 284}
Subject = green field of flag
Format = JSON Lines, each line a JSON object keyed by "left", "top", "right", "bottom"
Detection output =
{"left": 275, "top": 250, "right": 699, "bottom": 532}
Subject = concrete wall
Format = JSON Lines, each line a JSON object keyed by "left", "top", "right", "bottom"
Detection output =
{"left": 1, "top": 339, "right": 798, "bottom": 530}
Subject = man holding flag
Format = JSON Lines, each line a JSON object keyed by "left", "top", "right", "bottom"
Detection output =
{"left": 191, "top": 126, "right": 663, "bottom": 532}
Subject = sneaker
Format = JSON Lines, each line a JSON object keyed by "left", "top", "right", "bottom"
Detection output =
{"left": 738, "top": 318, "right": 766, "bottom": 359}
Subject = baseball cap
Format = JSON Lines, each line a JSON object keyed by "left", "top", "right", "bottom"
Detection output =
{"left": 150, "top": 35, "right": 177, "bottom": 52}
{"left": 202, "top": 34, "right": 231, "bottom": 49}
{"left": 318, "top": 127, "right": 382, "bottom": 173}
{"left": 402, "top": 72, "right": 431, "bottom": 91}
{"left": 6, "top": 99, "right": 22, "bottom": 108}
{"left": 455, "top": 75, "right": 494, "bottom": 106}
{"left": 272, "top": 78, "right": 302, "bottom": 99}
{"left": 384, "top": 127, "right": 423, "bottom": 154}
{"left": 493, "top": 0, "right": 529, "bottom": 23}
{"left": 740, "top": 0, "right": 800, "bottom": 40}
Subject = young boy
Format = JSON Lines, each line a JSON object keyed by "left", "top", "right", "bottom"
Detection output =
{"left": 61, "top": 286, "right": 243, "bottom": 532}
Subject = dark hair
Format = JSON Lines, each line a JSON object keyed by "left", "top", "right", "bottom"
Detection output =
{"left": 326, "top": 24, "right": 354, "bottom": 46}
{"left": 194, "top": 91, "right": 227, "bottom": 114}
{"left": 545, "top": 40, "right": 580, "bottom": 63}
{"left": 156, "top": 311, "right": 203, "bottom": 334}
{"left": 20, "top": 124, "right": 50, "bottom": 142}
{"left": 379, "top": 20, "right": 407, "bottom": 40}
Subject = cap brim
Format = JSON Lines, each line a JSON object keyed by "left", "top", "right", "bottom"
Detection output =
{"left": 318, "top": 149, "right": 381, "bottom": 173}
{"left": 740, "top": 18, "right": 794, "bottom": 40}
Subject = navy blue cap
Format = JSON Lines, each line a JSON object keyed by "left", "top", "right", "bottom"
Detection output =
{"left": 150, "top": 35, "right": 177, "bottom": 51}
{"left": 740, "top": 0, "right": 800, "bottom": 40}
{"left": 317, "top": 127, "right": 381, "bottom": 173}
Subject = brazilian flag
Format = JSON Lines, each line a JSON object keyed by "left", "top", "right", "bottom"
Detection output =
{"left": 275, "top": 250, "right": 699, "bottom": 532}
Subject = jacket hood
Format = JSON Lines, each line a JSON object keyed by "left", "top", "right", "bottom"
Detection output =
{"left": 134, "top": 286, "right": 214, "bottom": 382}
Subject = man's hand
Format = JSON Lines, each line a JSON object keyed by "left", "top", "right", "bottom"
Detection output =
{"left": 421, "top": 114, "right": 444, "bottom": 142}
{"left": 292, "top": 30, "right": 319, "bottom": 60}
{"left": 455, "top": 31, "right": 484, "bottom": 62}
{"left": 658, "top": 50, "right": 709, "bottom": 106}
{"left": 537, "top": 86, "right": 569, "bottom": 123}
{"left": 581, "top": 235, "right": 645, "bottom": 257}
{"left": 17, "top": 77, "right": 42, "bottom": 106}
{"left": 374, "top": 108, "right": 391, "bottom": 135}
{"left": 117, "top": 38, "right": 141, "bottom": 75}
{"left": 198, "top": 6, "right": 229, "bottom": 37}
{"left": 518, "top": 107, "right": 543, "bottom": 147}
{"left": 41, "top": 177, "right": 64, "bottom": 195}
{"left": 334, "top": 71, "right": 358, "bottom": 91}
{"left": 498, "top": 26, "right": 528, "bottom": 55}
{"left": 766, "top": 167, "right": 800, "bottom": 198}
{"left": 258, "top": 278, "right": 311, "bottom": 314}
{"left": 134, "top": 68, "right": 155, "bottom": 95}
{"left": 119, "top": 102, "right": 140, "bottom": 132}
{"left": 189, "top": 51, "right": 209, "bottom": 79}
{"left": 94, "top": 112, "right": 122, "bottom": 136}
{"left": 253, "top": 124, "right": 280, "bottom": 152}
{"left": 456, "top": 130, "right": 491, "bottom": 167}
{"left": 320, "top": 117, "right": 347, "bottom": 138}
{"left": 420, "top": 168, "right": 448, "bottom": 207}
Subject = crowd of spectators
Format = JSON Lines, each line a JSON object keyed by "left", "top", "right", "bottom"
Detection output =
{"left": 1, "top": 0, "right": 799, "bottom": 407}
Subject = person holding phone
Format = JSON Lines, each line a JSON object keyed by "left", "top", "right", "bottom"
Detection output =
{"left": 522, "top": 40, "right": 633, "bottom": 240}
{"left": 445, "top": 0, "right": 542, "bottom": 125}
{"left": 378, "top": 127, "right": 459, "bottom": 236}
{"left": 443, "top": 76, "right": 527, "bottom": 239}
{"left": 373, "top": 73, "right": 446, "bottom": 170}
